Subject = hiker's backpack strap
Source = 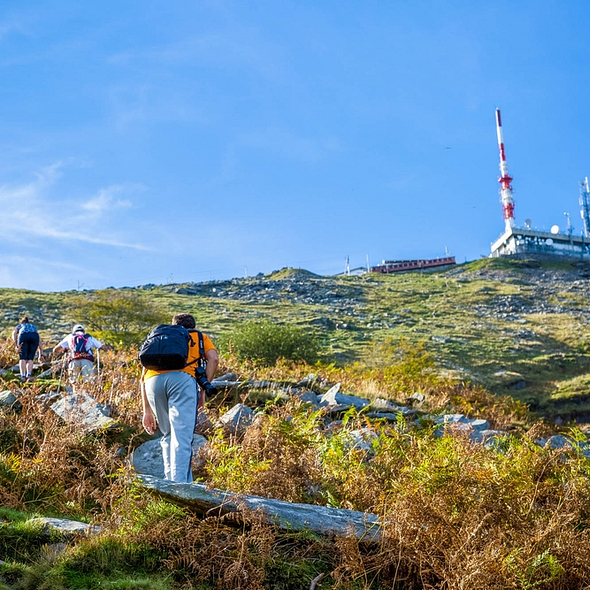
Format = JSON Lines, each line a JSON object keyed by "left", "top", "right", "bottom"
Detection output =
{"left": 197, "top": 331, "right": 206, "bottom": 367}
{"left": 185, "top": 331, "right": 207, "bottom": 369}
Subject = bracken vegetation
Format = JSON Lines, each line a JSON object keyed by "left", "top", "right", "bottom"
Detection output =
{"left": 0, "top": 330, "right": 587, "bottom": 589}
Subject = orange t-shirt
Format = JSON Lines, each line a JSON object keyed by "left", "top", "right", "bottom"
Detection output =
{"left": 143, "top": 331, "right": 215, "bottom": 381}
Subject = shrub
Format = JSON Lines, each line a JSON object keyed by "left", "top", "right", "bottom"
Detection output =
{"left": 221, "top": 320, "right": 320, "bottom": 366}
{"left": 67, "top": 290, "right": 168, "bottom": 348}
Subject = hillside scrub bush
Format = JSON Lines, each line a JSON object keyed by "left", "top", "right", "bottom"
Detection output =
{"left": 202, "top": 401, "right": 590, "bottom": 588}
{"left": 220, "top": 320, "right": 320, "bottom": 366}
{"left": 67, "top": 290, "right": 168, "bottom": 348}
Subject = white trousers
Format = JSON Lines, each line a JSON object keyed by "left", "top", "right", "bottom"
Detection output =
{"left": 144, "top": 371, "right": 198, "bottom": 483}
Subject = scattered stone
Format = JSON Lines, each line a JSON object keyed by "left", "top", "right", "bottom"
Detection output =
{"left": 537, "top": 435, "right": 572, "bottom": 450}
{"left": 469, "top": 430, "right": 505, "bottom": 445}
{"left": 407, "top": 392, "right": 425, "bottom": 404}
{"left": 369, "top": 398, "right": 412, "bottom": 415}
{"left": 132, "top": 434, "right": 208, "bottom": 478}
{"left": 138, "top": 474, "right": 381, "bottom": 542}
{"left": 50, "top": 393, "right": 117, "bottom": 433}
{"left": 508, "top": 379, "right": 527, "bottom": 390}
{"left": 219, "top": 404, "right": 255, "bottom": 433}
{"left": 294, "top": 391, "right": 319, "bottom": 405}
{"left": 367, "top": 412, "right": 404, "bottom": 421}
{"left": 348, "top": 428, "right": 379, "bottom": 452}
{"left": 431, "top": 335, "right": 452, "bottom": 344}
{"left": 0, "top": 390, "right": 21, "bottom": 411}
{"left": 35, "top": 391, "right": 61, "bottom": 405}
{"left": 215, "top": 372, "right": 237, "bottom": 382}
{"left": 319, "top": 383, "right": 370, "bottom": 410}
{"left": 27, "top": 517, "right": 99, "bottom": 536}
{"left": 296, "top": 373, "right": 319, "bottom": 388}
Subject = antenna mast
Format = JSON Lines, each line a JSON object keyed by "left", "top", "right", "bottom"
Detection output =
{"left": 495, "top": 109, "right": 515, "bottom": 231}
{"left": 579, "top": 177, "right": 590, "bottom": 238}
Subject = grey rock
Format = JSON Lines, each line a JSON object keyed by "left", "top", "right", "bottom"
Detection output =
{"left": 35, "top": 391, "right": 61, "bottom": 405}
{"left": 319, "top": 384, "right": 369, "bottom": 410}
{"left": 366, "top": 412, "right": 404, "bottom": 421}
{"left": 537, "top": 435, "right": 572, "bottom": 450}
{"left": 431, "top": 335, "right": 452, "bottom": 344}
{"left": 348, "top": 428, "right": 379, "bottom": 452}
{"left": 50, "top": 393, "right": 117, "bottom": 433}
{"left": 469, "top": 430, "right": 504, "bottom": 445}
{"left": 219, "top": 404, "right": 255, "bottom": 433}
{"left": 294, "top": 391, "right": 319, "bottom": 405}
{"left": 297, "top": 373, "right": 319, "bottom": 387}
{"left": 138, "top": 474, "right": 381, "bottom": 542}
{"left": 215, "top": 372, "right": 237, "bottom": 382}
{"left": 27, "top": 517, "right": 99, "bottom": 536}
{"left": 0, "top": 390, "right": 21, "bottom": 411}
{"left": 407, "top": 392, "right": 425, "bottom": 404}
{"left": 369, "top": 398, "right": 412, "bottom": 415}
{"left": 132, "top": 434, "right": 208, "bottom": 478}
{"left": 434, "top": 413, "right": 469, "bottom": 425}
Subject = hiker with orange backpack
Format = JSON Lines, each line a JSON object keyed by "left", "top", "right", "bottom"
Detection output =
{"left": 52, "top": 324, "right": 106, "bottom": 391}
{"left": 139, "top": 313, "right": 219, "bottom": 483}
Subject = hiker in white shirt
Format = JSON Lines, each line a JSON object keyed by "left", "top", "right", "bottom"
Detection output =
{"left": 53, "top": 324, "right": 106, "bottom": 390}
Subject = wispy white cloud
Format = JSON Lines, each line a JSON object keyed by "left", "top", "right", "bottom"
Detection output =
{"left": 82, "top": 185, "right": 138, "bottom": 213}
{"left": 0, "top": 163, "right": 151, "bottom": 250}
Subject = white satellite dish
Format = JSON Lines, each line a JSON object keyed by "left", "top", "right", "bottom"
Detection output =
{"left": 550, "top": 225, "right": 560, "bottom": 234}
{"left": 546, "top": 238, "right": 554, "bottom": 245}
{"left": 524, "top": 219, "right": 532, "bottom": 229}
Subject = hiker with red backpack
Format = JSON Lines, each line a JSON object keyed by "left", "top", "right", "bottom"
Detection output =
{"left": 139, "top": 313, "right": 219, "bottom": 483}
{"left": 52, "top": 325, "right": 106, "bottom": 391}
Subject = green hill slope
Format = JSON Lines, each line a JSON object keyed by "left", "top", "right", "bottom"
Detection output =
{"left": 2, "top": 257, "right": 590, "bottom": 421}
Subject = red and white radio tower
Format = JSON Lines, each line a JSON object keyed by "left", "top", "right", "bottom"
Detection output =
{"left": 495, "top": 108, "right": 515, "bottom": 231}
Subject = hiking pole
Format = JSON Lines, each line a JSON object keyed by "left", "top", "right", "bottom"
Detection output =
{"left": 57, "top": 356, "right": 66, "bottom": 395}
{"left": 96, "top": 348, "right": 101, "bottom": 381}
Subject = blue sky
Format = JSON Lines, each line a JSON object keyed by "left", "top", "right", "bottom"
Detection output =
{"left": 2, "top": 0, "right": 590, "bottom": 291}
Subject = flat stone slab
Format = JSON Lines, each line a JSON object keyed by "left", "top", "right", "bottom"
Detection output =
{"left": 27, "top": 517, "right": 99, "bottom": 536}
{"left": 138, "top": 474, "right": 381, "bottom": 542}
{"left": 50, "top": 393, "right": 117, "bottom": 433}
{"left": 132, "top": 434, "right": 208, "bottom": 478}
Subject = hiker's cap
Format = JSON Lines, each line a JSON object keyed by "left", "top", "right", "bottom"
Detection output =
{"left": 72, "top": 324, "right": 85, "bottom": 333}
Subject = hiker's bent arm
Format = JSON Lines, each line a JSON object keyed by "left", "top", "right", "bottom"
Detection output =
{"left": 205, "top": 349, "right": 219, "bottom": 382}
{"left": 53, "top": 344, "right": 65, "bottom": 356}
{"left": 12, "top": 327, "right": 20, "bottom": 350}
{"left": 141, "top": 369, "right": 157, "bottom": 435}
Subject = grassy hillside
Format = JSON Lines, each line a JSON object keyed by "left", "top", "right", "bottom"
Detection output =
{"left": 2, "top": 257, "right": 590, "bottom": 421}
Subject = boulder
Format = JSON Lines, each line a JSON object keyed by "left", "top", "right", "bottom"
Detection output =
{"left": 27, "top": 517, "right": 99, "bottom": 536}
{"left": 132, "top": 434, "right": 208, "bottom": 478}
{"left": 50, "top": 393, "right": 117, "bottom": 433}
{"left": 369, "top": 398, "right": 412, "bottom": 415}
{"left": 0, "top": 390, "right": 21, "bottom": 411}
{"left": 293, "top": 391, "right": 319, "bottom": 405}
{"left": 319, "top": 383, "right": 370, "bottom": 410}
{"left": 348, "top": 428, "right": 379, "bottom": 452}
{"left": 219, "top": 404, "right": 255, "bottom": 433}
